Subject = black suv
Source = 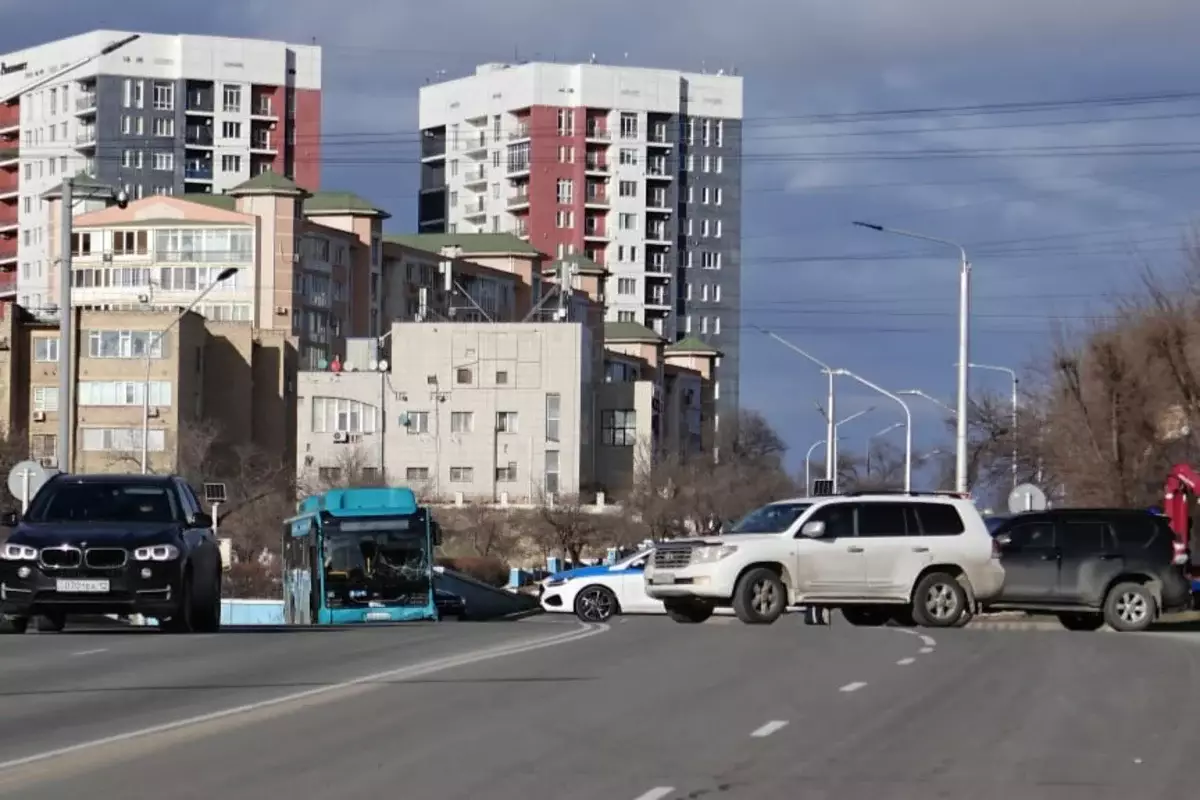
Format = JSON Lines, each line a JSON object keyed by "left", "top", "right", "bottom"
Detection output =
{"left": 0, "top": 474, "right": 223, "bottom": 634}
{"left": 985, "top": 508, "right": 1190, "bottom": 632}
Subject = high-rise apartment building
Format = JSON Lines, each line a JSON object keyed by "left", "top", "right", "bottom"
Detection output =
{"left": 417, "top": 62, "right": 743, "bottom": 421}
{"left": 0, "top": 30, "right": 322, "bottom": 308}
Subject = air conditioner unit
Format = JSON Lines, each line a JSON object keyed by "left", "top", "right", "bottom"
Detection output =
{"left": 37, "top": 457, "right": 57, "bottom": 469}
{"left": 101, "top": 252, "right": 114, "bottom": 262}
{"left": 275, "top": 306, "right": 288, "bottom": 316}
{"left": 332, "top": 431, "right": 349, "bottom": 443}
{"left": 148, "top": 408, "right": 160, "bottom": 418}
{"left": 32, "top": 411, "right": 45, "bottom": 422}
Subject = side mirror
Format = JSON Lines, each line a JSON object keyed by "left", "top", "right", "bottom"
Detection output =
{"left": 192, "top": 511, "right": 214, "bottom": 529}
{"left": 0, "top": 510, "right": 19, "bottom": 527}
{"left": 800, "top": 520, "right": 826, "bottom": 538}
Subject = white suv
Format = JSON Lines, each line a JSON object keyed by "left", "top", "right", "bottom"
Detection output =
{"left": 643, "top": 492, "right": 1004, "bottom": 627}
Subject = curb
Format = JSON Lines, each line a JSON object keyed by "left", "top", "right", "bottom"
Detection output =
{"left": 502, "top": 607, "right": 545, "bottom": 621}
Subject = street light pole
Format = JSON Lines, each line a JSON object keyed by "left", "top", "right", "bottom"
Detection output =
{"left": 804, "top": 439, "right": 825, "bottom": 496}
{"left": 898, "top": 389, "right": 956, "bottom": 416}
{"left": 853, "top": 221, "right": 970, "bottom": 493}
{"left": 866, "top": 422, "right": 904, "bottom": 475}
{"left": 966, "top": 362, "right": 1019, "bottom": 490}
{"left": 833, "top": 369, "right": 913, "bottom": 491}
{"left": 760, "top": 329, "right": 838, "bottom": 490}
{"left": 139, "top": 267, "right": 238, "bottom": 473}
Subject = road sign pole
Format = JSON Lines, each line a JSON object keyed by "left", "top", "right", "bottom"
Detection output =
{"left": 19, "top": 468, "right": 30, "bottom": 513}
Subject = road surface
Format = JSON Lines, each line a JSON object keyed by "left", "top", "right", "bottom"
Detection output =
{"left": 0, "top": 615, "right": 1198, "bottom": 798}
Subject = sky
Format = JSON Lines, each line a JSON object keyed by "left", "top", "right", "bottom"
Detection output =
{"left": 5, "top": 1, "right": 1200, "bottom": 483}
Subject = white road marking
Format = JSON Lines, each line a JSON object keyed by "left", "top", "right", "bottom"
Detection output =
{"left": 633, "top": 788, "right": 675, "bottom": 800}
{"left": 920, "top": 647, "right": 934, "bottom": 654}
{"left": 70, "top": 648, "right": 108, "bottom": 657}
{"left": 0, "top": 621, "right": 607, "bottom": 773}
{"left": 896, "top": 657, "right": 915, "bottom": 666}
{"left": 919, "top": 634, "right": 937, "bottom": 647}
{"left": 839, "top": 681, "right": 867, "bottom": 693}
{"left": 750, "top": 720, "right": 789, "bottom": 738}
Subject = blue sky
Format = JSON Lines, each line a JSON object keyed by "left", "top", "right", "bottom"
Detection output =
{"left": 6, "top": 0, "right": 1200, "bottom": 480}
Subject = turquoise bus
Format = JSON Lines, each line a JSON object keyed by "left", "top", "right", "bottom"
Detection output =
{"left": 281, "top": 487, "right": 441, "bottom": 624}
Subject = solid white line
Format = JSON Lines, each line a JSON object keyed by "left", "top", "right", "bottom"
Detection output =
{"left": 919, "top": 634, "right": 937, "bottom": 647}
{"left": 896, "top": 657, "right": 915, "bottom": 666}
{"left": 920, "top": 647, "right": 934, "bottom": 654}
{"left": 633, "top": 788, "right": 675, "bottom": 800}
{"left": 70, "top": 648, "right": 108, "bottom": 657}
{"left": 839, "top": 681, "right": 867, "bottom": 693}
{"left": 750, "top": 720, "right": 789, "bottom": 738}
{"left": 0, "top": 621, "right": 606, "bottom": 773}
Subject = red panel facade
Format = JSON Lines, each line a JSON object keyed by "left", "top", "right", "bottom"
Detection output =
{"left": 0, "top": 101, "right": 18, "bottom": 130}
{"left": 291, "top": 89, "right": 322, "bottom": 191}
{"left": 524, "top": 105, "right": 588, "bottom": 261}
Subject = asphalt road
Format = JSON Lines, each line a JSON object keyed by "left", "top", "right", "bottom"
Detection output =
{"left": 1, "top": 615, "right": 1200, "bottom": 798}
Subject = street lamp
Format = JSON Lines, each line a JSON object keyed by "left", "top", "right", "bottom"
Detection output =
{"left": 139, "top": 267, "right": 239, "bottom": 473}
{"left": 803, "top": 433, "right": 848, "bottom": 496}
{"left": 853, "top": 221, "right": 971, "bottom": 494}
{"left": 758, "top": 328, "right": 839, "bottom": 491}
{"left": 866, "top": 422, "right": 904, "bottom": 475}
{"left": 965, "top": 362, "right": 1019, "bottom": 490}
{"left": 898, "top": 389, "right": 956, "bottom": 416}
{"left": 832, "top": 369, "right": 913, "bottom": 491}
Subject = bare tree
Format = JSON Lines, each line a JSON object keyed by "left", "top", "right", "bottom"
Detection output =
{"left": 532, "top": 491, "right": 601, "bottom": 563}
{"left": 297, "top": 445, "right": 386, "bottom": 496}
{"left": 438, "top": 504, "right": 521, "bottom": 561}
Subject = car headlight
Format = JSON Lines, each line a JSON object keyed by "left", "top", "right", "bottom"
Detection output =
{"left": 692, "top": 544, "right": 737, "bottom": 563}
{"left": 133, "top": 544, "right": 180, "bottom": 562}
{"left": 0, "top": 543, "right": 37, "bottom": 561}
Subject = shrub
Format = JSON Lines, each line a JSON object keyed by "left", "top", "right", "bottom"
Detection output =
{"left": 437, "top": 555, "right": 510, "bottom": 587}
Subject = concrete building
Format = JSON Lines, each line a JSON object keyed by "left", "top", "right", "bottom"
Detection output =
{"left": 0, "top": 30, "right": 322, "bottom": 306}
{"left": 0, "top": 305, "right": 296, "bottom": 474}
{"left": 417, "top": 61, "right": 743, "bottom": 427}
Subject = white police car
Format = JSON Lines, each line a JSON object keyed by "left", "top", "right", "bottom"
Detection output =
{"left": 539, "top": 549, "right": 663, "bottom": 622}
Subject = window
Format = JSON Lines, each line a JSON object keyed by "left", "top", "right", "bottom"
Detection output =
{"left": 715, "top": 156, "right": 723, "bottom": 173}
{"left": 619, "top": 112, "right": 638, "bottom": 139}
{"left": 617, "top": 278, "right": 636, "bottom": 295}
{"left": 496, "top": 463, "right": 518, "bottom": 483}
{"left": 152, "top": 81, "right": 174, "bottom": 111}
{"left": 33, "top": 387, "right": 59, "bottom": 412}
{"left": 684, "top": 118, "right": 695, "bottom": 145}
{"left": 701, "top": 251, "right": 721, "bottom": 270}
{"left": 152, "top": 117, "right": 174, "bottom": 137}
{"left": 450, "top": 411, "right": 474, "bottom": 433}
{"left": 222, "top": 84, "right": 241, "bottom": 113}
{"left": 618, "top": 213, "right": 637, "bottom": 230}
{"left": 30, "top": 434, "right": 56, "bottom": 461}
{"left": 496, "top": 411, "right": 518, "bottom": 433}
{"left": 856, "top": 503, "right": 909, "bottom": 537}
{"left": 557, "top": 145, "right": 574, "bottom": 163}
{"left": 701, "top": 119, "right": 712, "bottom": 146}
{"left": 78, "top": 380, "right": 173, "bottom": 407}
{"left": 221, "top": 154, "right": 241, "bottom": 172}
{"left": 619, "top": 180, "right": 637, "bottom": 198}
{"left": 309, "top": 397, "right": 379, "bottom": 434}
{"left": 556, "top": 178, "right": 573, "bottom": 204}
{"left": 455, "top": 367, "right": 472, "bottom": 385}
{"left": 544, "top": 450, "right": 560, "bottom": 495}
{"left": 450, "top": 467, "right": 473, "bottom": 483}
{"left": 496, "top": 371, "right": 508, "bottom": 385}
{"left": 806, "top": 504, "right": 855, "bottom": 539}
{"left": 222, "top": 121, "right": 241, "bottom": 139}
{"left": 80, "top": 428, "right": 166, "bottom": 453}
{"left": 152, "top": 151, "right": 173, "bottom": 171}
{"left": 601, "top": 409, "right": 636, "bottom": 446}
{"left": 34, "top": 338, "right": 58, "bottom": 362}
{"left": 85, "top": 330, "right": 167, "bottom": 359}
{"left": 556, "top": 109, "right": 574, "bottom": 136}
{"left": 618, "top": 148, "right": 637, "bottom": 165}
{"left": 617, "top": 310, "right": 635, "bottom": 322}
{"left": 556, "top": 210, "right": 573, "bottom": 229}
{"left": 405, "top": 467, "right": 430, "bottom": 482}
{"left": 1061, "top": 520, "right": 1112, "bottom": 555}
{"left": 405, "top": 411, "right": 429, "bottom": 434}
{"left": 545, "top": 393, "right": 561, "bottom": 442}
{"left": 701, "top": 219, "right": 710, "bottom": 237}
{"left": 715, "top": 119, "right": 724, "bottom": 147}
{"left": 1002, "top": 521, "right": 1055, "bottom": 550}
{"left": 914, "top": 504, "right": 966, "bottom": 535}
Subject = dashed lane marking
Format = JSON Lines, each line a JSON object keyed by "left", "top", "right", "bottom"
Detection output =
{"left": 896, "top": 657, "right": 915, "bottom": 666}
{"left": 750, "top": 720, "right": 789, "bottom": 738}
{"left": 839, "top": 681, "right": 867, "bottom": 693}
{"left": 633, "top": 788, "right": 676, "bottom": 800}
{"left": 70, "top": 649, "right": 108, "bottom": 657}
{"left": 920, "top": 647, "right": 934, "bottom": 654}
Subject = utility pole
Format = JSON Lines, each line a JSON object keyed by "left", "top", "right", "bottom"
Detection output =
{"left": 56, "top": 179, "right": 73, "bottom": 473}
{"left": 758, "top": 329, "right": 838, "bottom": 490}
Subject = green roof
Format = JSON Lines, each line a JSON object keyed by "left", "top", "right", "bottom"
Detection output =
{"left": 304, "top": 191, "right": 390, "bottom": 219}
{"left": 665, "top": 336, "right": 721, "bottom": 356}
{"left": 228, "top": 171, "right": 307, "bottom": 197}
{"left": 548, "top": 255, "right": 606, "bottom": 276}
{"left": 182, "top": 193, "right": 238, "bottom": 211}
{"left": 384, "top": 233, "right": 540, "bottom": 257}
{"left": 41, "top": 172, "right": 115, "bottom": 200}
{"left": 604, "top": 321, "right": 663, "bottom": 344}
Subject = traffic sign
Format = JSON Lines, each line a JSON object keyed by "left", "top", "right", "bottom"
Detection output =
{"left": 1007, "top": 482, "right": 1048, "bottom": 514}
{"left": 6, "top": 460, "right": 51, "bottom": 510}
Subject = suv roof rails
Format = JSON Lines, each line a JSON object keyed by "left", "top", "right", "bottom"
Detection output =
{"left": 840, "top": 490, "right": 971, "bottom": 499}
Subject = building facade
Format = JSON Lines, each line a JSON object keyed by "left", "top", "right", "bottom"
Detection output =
{"left": 0, "top": 30, "right": 322, "bottom": 308}
{"left": 417, "top": 62, "right": 743, "bottom": 427}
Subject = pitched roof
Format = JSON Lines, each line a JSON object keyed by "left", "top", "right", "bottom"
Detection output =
{"left": 303, "top": 191, "right": 390, "bottom": 219}
{"left": 228, "top": 171, "right": 308, "bottom": 197}
{"left": 181, "top": 193, "right": 238, "bottom": 212}
{"left": 41, "top": 172, "right": 116, "bottom": 200}
{"left": 548, "top": 255, "right": 607, "bottom": 276}
{"left": 384, "top": 233, "right": 540, "bottom": 256}
{"left": 665, "top": 336, "right": 722, "bottom": 356}
{"left": 604, "top": 321, "right": 663, "bottom": 344}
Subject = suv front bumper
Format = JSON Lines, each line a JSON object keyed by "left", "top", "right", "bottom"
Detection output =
{"left": 0, "top": 561, "right": 184, "bottom": 619}
{"left": 644, "top": 563, "right": 738, "bottom": 601}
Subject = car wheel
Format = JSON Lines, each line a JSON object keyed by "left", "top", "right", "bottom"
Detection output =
{"left": 732, "top": 568, "right": 787, "bottom": 625}
{"left": 1058, "top": 612, "right": 1104, "bottom": 631}
{"left": 841, "top": 606, "right": 891, "bottom": 627}
{"left": 950, "top": 608, "right": 974, "bottom": 628}
{"left": 573, "top": 585, "right": 620, "bottom": 622}
{"left": 191, "top": 570, "right": 222, "bottom": 634}
{"left": 1104, "top": 582, "right": 1155, "bottom": 632}
{"left": 35, "top": 614, "right": 65, "bottom": 632}
{"left": 0, "top": 615, "right": 28, "bottom": 634}
{"left": 664, "top": 599, "right": 714, "bottom": 623}
{"left": 162, "top": 571, "right": 195, "bottom": 633}
{"left": 911, "top": 572, "right": 968, "bottom": 628}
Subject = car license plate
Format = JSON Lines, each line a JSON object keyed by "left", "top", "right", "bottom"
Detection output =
{"left": 56, "top": 578, "right": 110, "bottom": 593}
{"left": 364, "top": 611, "right": 391, "bottom": 621}
{"left": 650, "top": 573, "right": 676, "bottom": 585}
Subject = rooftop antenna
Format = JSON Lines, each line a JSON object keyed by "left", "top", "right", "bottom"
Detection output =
{"left": 589, "top": 53, "right": 597, "bottom": 64}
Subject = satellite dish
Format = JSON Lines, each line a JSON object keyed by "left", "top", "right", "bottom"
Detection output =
{"left": 378, "top": 359, "right": 389, "bottom": 372}
{"left": 1007, "top": 483, "right": 1048, "bottom": 514}
{"left": 7, "top": 460, "right": 50, "bottom": 506}
{"left": 368, "top": 359, "right": 379, "bottom": 371}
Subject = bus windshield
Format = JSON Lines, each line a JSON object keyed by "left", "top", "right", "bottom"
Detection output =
{"left": 322, "top": 517, "right": 430, "bottom": 608}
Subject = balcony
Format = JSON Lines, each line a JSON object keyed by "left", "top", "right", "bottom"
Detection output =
{"left": 0, "top": 271, "right": 15, "bottom": 296}
{"left": 585, "top": 126, "right": 610, "bottom": 141}
{"left": 185, "top": 128, "right": 214, "bottom": 147}
{"left": 250, "top": 134, "right": 275, "bottom": 153}
{"left": 75, "top": 128, "right": 97, "bottom": 147}
{"left": 505, "top": 160, "right": 530, "bottom": 178}
{"left": 461, "top": 200, "right": 487, "bottom": 220}
{"left": 648, "top": 130, "right": 673, "bottom": 147}
{"left": 184, "top": 166, "right": 213, "bottom": 181}
{"left": 645, "top": 291, "right": 671, "bottom": 309}
{"left": 508, "top": 125, "right": 531, "bottom": 141}
{"left": 251, "top": 98, "right": 277, "bottom": 118}
{"left": 583, "top": 222, "right": 608, "bottom": 241}
{"left": 75, "top": 93, "right": 97, "bottom": 115}
{"left": 584, "top": 158, "right": 609, "bottom": 175}
{"left": 647, "top": 195, "right": 672, "bottom": 213}
{"left": 646, "top": 226, "right": 671, "bottom": 245}
{"left": 507, "top": 192, "right": 530, "bottom": 211}
{"left": 645, "top": 260, "right": 672, "bottom": 277}
{"left": 461, "top": 132, "right": 488, "bottom": 156}
{"left": 646, "top": 164, "right": 673, "bottom": 180}
{"left": 462, "top": 166, "right": 487, "bottom": 187}
{"left": 584, "top": 190, "right": 609, "bottom": 208}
